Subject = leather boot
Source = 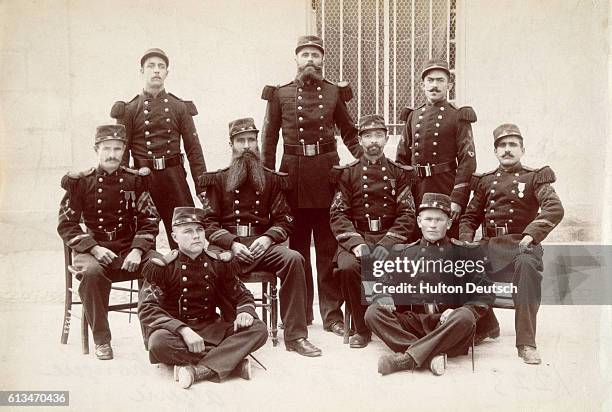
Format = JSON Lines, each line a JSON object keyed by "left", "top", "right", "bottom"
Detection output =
{"left": 176, "top": 363, "right": 217, "bottom": 389}
{"left": 231, "top": 358, "right": 252, "bottom": 380}
{"left": 377, "top": 352, "right": 416, "bottom": 375}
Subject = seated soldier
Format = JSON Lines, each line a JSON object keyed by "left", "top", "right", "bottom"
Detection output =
{"left": 58, "top": 124, "right": 159, "bottom": 360}
{"left": 364, "top": 192, "right": 494, "bottom": 375}
{"left": 329, "top": 114, "right": 416, "bottom": 348}
{"left": 198, "top": 117, "right": 321, "bottom": 357}
{"left": 138, "top": 207, "right": 268, "bottom": 389}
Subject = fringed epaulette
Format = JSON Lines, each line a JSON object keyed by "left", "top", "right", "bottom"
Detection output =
{"left": 264, "top": 167, "right": 289, "bottom": 190}
{"left": 151, "top": 250, "right": 179, "bottom": 266}
{"left": 469, "top": 172, "right": 483, "bottom": 191}
{"left": 330, "top": 160, "right": 358, "bottom": 184}
{"left": 61, "top": 167, "right": 95, "bottom": 191}
{"left": 458, "top": 106, "right": 477, "bottom": 122}
{"left": 110, "top": 95, "right": 138, "bottom": 119}
{"left": 121, "top": 166, "right": 150, "bottom": 176}
{"left": 399, "top": 107, "right": 413, "bottom": 122}
{"left": 261, "top": 85, "right": 278, "bottom": 101}
{"left": 205, "top": 248, "right": 233, "bottom": 262}
{"left": 198, "top": 170, "right": 222, "bottom": 188}
{"left": 534, "top": 165, "right": 556, "bottom": 184}
{"left": 168, "top": 93, "right": 198, "bottom": 116}
{"left": 337, "top": 81, "right": 353, "bottom": 102}
{"left": 451, "top": 238, "right": 480, "bottom": 248}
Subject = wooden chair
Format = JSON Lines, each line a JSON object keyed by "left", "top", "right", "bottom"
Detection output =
{"left": 60, "top": 244, "right": 140, "bottom": 354}
{"left": 240, "top": 270, "right": 279, "bottom": 347}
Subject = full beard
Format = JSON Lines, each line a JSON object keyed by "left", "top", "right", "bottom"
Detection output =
{"left": 296, "top": 65, "right": 323, "bottom": 86}
{"left": 226, "top": 149, "right": 266, "bottom": 193}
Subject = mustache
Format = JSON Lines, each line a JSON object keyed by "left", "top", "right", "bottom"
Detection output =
{"left": 104, "top": 157, "right": 120, "bottom": 162}
{"left": 428, "top": 87, "right": 441, "bottom": 93}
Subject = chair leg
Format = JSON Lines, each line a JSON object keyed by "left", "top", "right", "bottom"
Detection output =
{"left": 471, "top": 333, "right": 475, "bottom": 372}
{"left": 270, "top": 282, "right": 278, "bottom": 347}
{"left": 61, "top": 246, "right": 73, "bottom": 344}
{"left": 343, "top": 308, "right": 351, "bottom": 344}
{"left": 128, "top": 279, "right": 134, "bottom": 323}
{"left": 261, "top": 282, "right": 268, "bottom": 328}
{"left": 81, "top": 308, "right": 89, "bottom": 355}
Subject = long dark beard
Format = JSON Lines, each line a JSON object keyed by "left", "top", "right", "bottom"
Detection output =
{"left": 296, "top": 65, "right": 323, "bottom": 86}
{"left": 226, "top": 149, "right": 266, "bottom": 193}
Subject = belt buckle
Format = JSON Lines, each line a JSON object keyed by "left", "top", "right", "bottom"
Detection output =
{"left": 495, "top": 225, "right": 508, "bottom": 236}
{"left": 415, "top": 164, "right": 432, "bottom": 178}
{"left": 104, "top": 229, "right": 117, "bottom": 241}
{"left": 236, "top": 225, "right": 250, "bottom": 237}
{"left": 302, "top": 142, "right": 319, "bottom": 157}
{"left": 368, "top": 218, "right": 382, "bottom": 232}
{"left": 153, "top": 156, "right": 166, "bottom": 170}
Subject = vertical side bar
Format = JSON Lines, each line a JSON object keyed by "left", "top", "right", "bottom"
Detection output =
{"left": 428, "top": 0, "right": 433, "bottom": 59}
{"left": 410, "top": 0, "right": 415, "bottom": 107}
{"left": 339, "top": 0, "right": 344, "bottom": 80}
{"left": 375, "top": 0, "right": 380, "bottom": 113}
{"left": 383, "top": 0, "right": 390, "bottom": 124}
{"left": 393, "top": 0, "right": 397, "bottom": 134}
{"left": 321, "top": 0, "right": 326, "bottom": 78}
{"left": 446, "top": 0, "right": 451, "bottom": 102}
{"left": 357, "top": 0, "right": 362, "bottom": 120}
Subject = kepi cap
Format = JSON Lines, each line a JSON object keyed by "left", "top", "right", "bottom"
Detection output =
{"left": 172, "top": 207, "right": 206, "bottom": 227}
{"left": 421, "top": 58, "right": 450, "bottom": 80}
{"left": 140, "top": 48, "right": 169, "bottom": 67}
{"left": 418, "top": 192, "right": 452, "bottom": 216}
{"left": 95, "top": 124, "right": 127, "bottom": 145}
{"left": 295, "top": 35, "right": 324, "bottom": 55}
{"left": 493, "top": 123, "right": 523, "bottom": 145}
{"left": 358, "top": 114, "right": 387, "bottom": 135}
{"left": 228, "top": 117, "right": 259, "bottom": 139}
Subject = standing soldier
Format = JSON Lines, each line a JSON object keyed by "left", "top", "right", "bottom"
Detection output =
{"left": 396, "top": 58, "right": 477, "bottom": 238}
{"left": 58, "top": 124, "right": 160, "bottom": 360}
{"left": 198, "top": 117, "right": 321, "bottom": 357}
{"left": 261, "top": 35, "right": 362, "bottom": 333}
{"left": 459, "top": 123, "right": 564, "bottom": 364}
{"left": 111, "top": 48, "right": 207, "bottom": 249}
{"left": 330, "top": 114, "right": 416, "bottom": 348}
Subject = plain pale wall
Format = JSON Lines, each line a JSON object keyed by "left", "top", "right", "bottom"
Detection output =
{"left": 455, "top": 0, "right": 610, "bottom": 241}
{"left": 0, "top": 0, "right": 310, "bottom": 252}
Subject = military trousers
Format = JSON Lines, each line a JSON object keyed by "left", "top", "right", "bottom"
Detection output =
{"left": 236, "top": 244, "right": 309, "bottom": 342}
{"left": 365, "top": 305, "right": 476, "bottom": 367}
{"left": 336, "top": 249, "right": 369, "bottom": 335}
{"left": 148, "top": 165, "right": 194, "bottom": 249}
{"left": 147, "top": 319, "right": 268, "bottom": 380}
{"left": 289, "top": 208, "right": 343, "bottom": 328}
{"left": 72, "top": 249, "right": 158, "bottom": 345}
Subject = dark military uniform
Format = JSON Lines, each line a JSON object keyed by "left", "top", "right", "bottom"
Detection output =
{"left": 261, "top": 53, "right": 362, "bottom": 326}
{"left": 330, "top": 154, "right": 416, "bottom": 337}
{"left": 459, "top": 162, "right": 564, "bottom": 348}
{"left": 365, "top": 235, "right": 494, "bottom": 367}
{"left": 138, "top": 248, "right": 268, "bottom": 380}
{"left": 396, "top": 60, "right": 477, "bottom": 238}
{"left": 58, "top": 133, "right": 160, "bottom": 345}
{"left": 199, "top": 165, "right": 310, "bottom": 343}
{"left": 111, "top": 87, "right": 206, "bottom": 249}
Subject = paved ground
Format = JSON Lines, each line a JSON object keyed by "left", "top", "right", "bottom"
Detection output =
{"left": 1, "top": 247, "right": 611, "bottom": 411}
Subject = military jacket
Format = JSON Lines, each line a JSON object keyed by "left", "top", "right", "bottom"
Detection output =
{"left": 198, "top": 168, "right": 293, "bottom": 250}
{"left": 459, "top": 163, "right": 564, "bottom": 244}
{"left": 57, "top": 166, "right": 159, "bottom": 254}
{"left": 111, "top": 89, "right": 207, "bottom": 192}
{"left": 329, "top": 156, "right": 416, "bottom": 252}
{"left": 138, "top": 250, "right": 257, "bottom": 348}
{"left": 396, "top": 100, "right": 477, "bottom": 206}
{"left": 261, "top": 78, "right": 362, "bottom": 208}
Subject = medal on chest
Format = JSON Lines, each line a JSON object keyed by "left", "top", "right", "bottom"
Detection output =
{"left": 517, "top": 182, "right": 526, "bottom": 199}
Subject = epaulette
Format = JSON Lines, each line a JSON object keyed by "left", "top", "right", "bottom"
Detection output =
{"left": 336, "top": 80, "right": 353, "bottom": 102}
{"left": 469, "top": 172, "right": 483, "bottom": 191}
{"left": 399, "top": 107, "right": 413, "bottom": 122}
{"left": 264, "top": 167, "right": 289, "bottom": 190}
{"left": 110, "top": 95, "right": 138, "bottom": 119}
{"left": 121, "top": 166, "right": 151, "bottom": 176}
{"left": 458, "top": 106, "right": 477, "bottom": 122}
{"left": 534, "top": 165, "right": 556, "bottom": 184}
{"left": 391, "top": 239, "right": 420, "bottom": 252}
{"left": 61, "top": 167, "right": 95, "bottom": 192}
{"left": 198, "top": 169, "right": 223, "bottom": 188}
{"left": 450, "top": 238, "right": 480, "bottom": 249}
{"left": 261, "top": 85, "right": 278, "bottom": 101}
{"left": 388, "top": 159, "right": 413, "bottom": 171}
{"left": 151, "top": 250, "right": 179, "bottom": 266}
{"left": 168, "top": 93, "right": 198, "bottom": 116}
{"left": 330, "top": 160, "right": 358, "bottom": 184}
{"left": 205, "top": 248, "right": 232, "bottom": 262}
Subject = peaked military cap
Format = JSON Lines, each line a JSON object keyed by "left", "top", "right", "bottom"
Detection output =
{"left": 358, "top": 114, "right": 387, "bottom": 134}
{"left": 493, "top": 123, "right": 523, "bottom": 145}
{"left": 295, "top": 35, "right": 324, "bottom": 55}
{"left": 418, "top": 192, "right": 452, "bottom": 216}
{"left": 95, "top": 124, "right": 127, "bottom": 145}
{"left": 172, "top": 207, "right": 206, "bottom": 227}
{"left": 228, "top": 117, "right": 259, "bottom": 139}
{"left": 140, "top": 48, "right": 169, "bottom": 67}
{"left": 421, "top": 58, "right": 451, "bottom": 80}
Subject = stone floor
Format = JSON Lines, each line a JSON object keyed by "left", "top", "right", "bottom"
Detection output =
{"left": 1, "top": 248, "right": 611, "bottom": 411}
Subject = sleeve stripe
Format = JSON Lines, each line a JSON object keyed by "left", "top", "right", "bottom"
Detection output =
{"left": 134, "top": 234, "right": 155, "bottom": 240}
{"left": 336, "top": 232, "right": 361, "bottom": 240}
{"left": 386, "top": 232, "right": 407, "bottom": 241}
{"left": 68, "top": 233, "right": 91, "bottom": 245}
{"left": 531, "top": 219, "right": 556, "bottom": 227}
{"left": 453, "top": 182, "right": 469, "bottom": 189}
{"left": 209, "top": 229, "right": 230, "bottom": 241}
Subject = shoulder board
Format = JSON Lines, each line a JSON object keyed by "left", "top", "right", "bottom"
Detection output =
{"left": 198, "top": 170, "right": 222, "bottom": 188}
{"left": 65, "top": 167, "right": 95, "bottom": 180}
{"left": 399, "top": 107, "right": 413, "bottom": 122}
{"left": 451, "top": 238, "right": 481, "bottom": 248}
{"left": 330, "top": 160, "right": 358, "bottom": 184}
{"left": 205, "top": 248, "right": 233, "bottom": 262}
{"left": 534, "top": 165, "right": 556, "bottom": 184}
{"left": 458, "top": 106, "right": 477, "bottom": 122}
{"left": 387, "top": 159, "right": 413, "bottom": 171}
{"left": 61, "top": 167, "right": 94, "bottom": 191}
{"left": 167, "top": 93, "right": 198, "bottom": 116}
{"left": 333, "top": 159, "right": 360, "bottom": 170}
{"left": 278, "top": 81, "right": 293, "bottom": 89}
{"left": 337, "top": 81, "right": 353, "bottom": 102}
{"left": 152, "top": 250, "right": 179, "bottom": 266}
{"left": 261, "top": 85, "right": 278, "bottom": 101}
{"left": 482, "top": 169, "right": 497, "bottom": 176}
{"left": 264, "top": 167, "right": 289, "bottom": 189}
{"left": 110, "top": 101, "right": 126, "bottom": 119}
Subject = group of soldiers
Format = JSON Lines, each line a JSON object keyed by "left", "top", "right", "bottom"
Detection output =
{"left": 58, "top": 35, "right": 564, "bottom": 389}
